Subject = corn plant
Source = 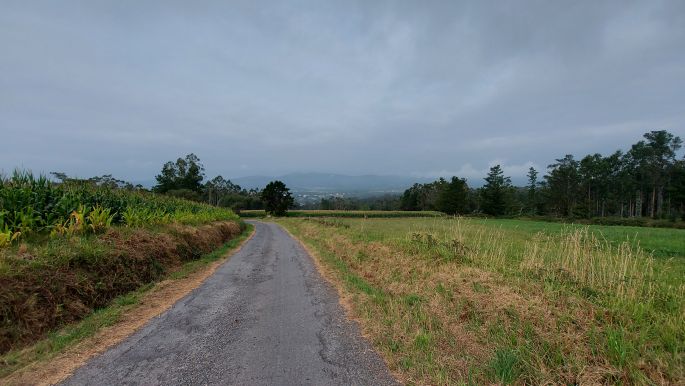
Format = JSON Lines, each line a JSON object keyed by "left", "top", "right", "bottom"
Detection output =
{"left": 87, "top": 205, "right": 115, "bottom": 233}
{"left": 122, "top": 206, "right": 143, "bottom": 227}
{"left": 1, "top": 169, "right": 238, "bottom": 247}
{"left": 51, "top": 205, "right": 89, "bottom": 238}
{"left": 0, "top": 226, "right": 20, "bottom": 247}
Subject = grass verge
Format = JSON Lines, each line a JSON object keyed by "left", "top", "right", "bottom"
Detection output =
{"left": 277, "top": 217, "right": 684, "bottom": 385}
{"left": 0, "top": 221, "right": 243, "bottom": 353}
{"left": 0, "top": 223, "right": 253, "bottom": 384}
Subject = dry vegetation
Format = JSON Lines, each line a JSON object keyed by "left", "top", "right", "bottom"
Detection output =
{"left": 0, "top": 221, "right": 243, "bottom": 355}
{"left": 278, "top": 217, "right": 684, "bottom": 385}
{"left": 0, "top": 224, "right": 254, "bottom": 386}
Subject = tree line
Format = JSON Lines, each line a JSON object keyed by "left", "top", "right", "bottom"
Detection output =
{"left": 400, "top": 130, "right": 685, "bottom": 220}
{"left": 151, "top": 153, "right": 264, "bottom": 211}
{"left": 151, "top": 153, "right": 295, "bottom": 215}
{"left": 106, "top": 129, "right": 684, "bottom": 220}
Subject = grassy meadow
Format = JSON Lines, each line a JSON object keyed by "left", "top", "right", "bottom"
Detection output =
{"left": 238, "top": 209, "right": 444, "bottom": 218}
{"left": 278, "top": 216, "right": 685, "bottom": 385}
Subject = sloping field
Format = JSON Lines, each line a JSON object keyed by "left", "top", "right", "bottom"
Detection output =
{"left": 0, "top": 172, "right": 244, "bottom": 357}
{"left": 278, "top": 217, "right": 684, "bottom": 384}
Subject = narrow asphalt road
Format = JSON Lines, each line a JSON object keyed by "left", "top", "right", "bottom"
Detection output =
{"left": 62, "top": 221, "right": 397, "bottom": 386}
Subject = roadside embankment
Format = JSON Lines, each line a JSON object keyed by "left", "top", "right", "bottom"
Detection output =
{"left": 0, "top": 220, "right": 244, "bottom": 355}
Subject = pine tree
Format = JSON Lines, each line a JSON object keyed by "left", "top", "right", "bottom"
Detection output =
{"left": 481, "top": 165, "right": 512, "bottom": 216}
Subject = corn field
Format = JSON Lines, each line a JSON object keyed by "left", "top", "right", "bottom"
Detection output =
{"left": 0, "top": 170, "right": 237, "bottom": 246}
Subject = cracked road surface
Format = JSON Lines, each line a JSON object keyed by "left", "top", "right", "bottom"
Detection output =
{"left": 62, "top": 221, "right": 397, "bottom": 386}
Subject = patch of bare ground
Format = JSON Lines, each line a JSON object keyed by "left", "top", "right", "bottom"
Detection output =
{"left": 284, "top": 220, "right": 629, "bottom": 385}
{"left": 0, "top": 224, "right": 253, "bottom": 386}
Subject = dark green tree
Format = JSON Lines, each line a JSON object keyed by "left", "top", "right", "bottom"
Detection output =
{"left": 400, "top": 181, "right": 443, "bottom": 211}
{"left": 544, "top": 155, "right": 580, "bottom": 217}
{"left": 578, "top": 154, "right": 604, "bottom": 218}
{"left": 436, "top": 177, "right": 469, "bottom": 215}
{"left": 180, "top": 153, "right": 205, "bottom": 192}
{"left": 204, "top": 175, "right": 241, "bottom": 206}
{"left": 260, "top": 180, "right": 295, "bottom": 216}
{"left": 628, "top": 130, "right": 682, "bottom": 218}
{"left": 153, "top": 154, "right": 205, "bottom": 194}
{"left": 668, "top": 158, "right": 685, "bottom": 219}
{"left": 481, "top": 165, "right": 513, "bottom": 216}
{"left": 526, "top": 167, "right": 538, "bottom": 215}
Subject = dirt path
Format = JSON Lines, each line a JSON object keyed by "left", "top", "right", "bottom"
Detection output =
{"left": 61, "top": 221, "right": 397, "bottom": 385}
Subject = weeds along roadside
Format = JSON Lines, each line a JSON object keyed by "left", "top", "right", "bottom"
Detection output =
{"left": 0, "top": 223, "right": 254, "bottom": 382}
{"left": 0, "top": 171, "right": 245, "bottom": 356}
{"left": 277, "top": 217, "right": 684, "bottom": 385}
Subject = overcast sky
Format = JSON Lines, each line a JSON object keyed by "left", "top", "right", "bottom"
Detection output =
{"left": 1, "top": 0, "right": 684, "bottom": 184}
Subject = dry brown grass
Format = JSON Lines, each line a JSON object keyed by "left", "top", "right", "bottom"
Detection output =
{"left": 281, "top": 218, "right": 683, "bottom": 385}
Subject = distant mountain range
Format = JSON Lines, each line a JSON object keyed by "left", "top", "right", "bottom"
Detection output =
{"left": 231, "top": 173, "right": 433, "bottom": 194}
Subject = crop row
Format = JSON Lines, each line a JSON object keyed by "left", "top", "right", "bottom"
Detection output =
{"left": 0, "top": 170, "right": 237, "bottom": 246}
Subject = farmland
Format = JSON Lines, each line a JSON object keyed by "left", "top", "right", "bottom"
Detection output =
{"left": 278, "top": 216, "right": 685, "bottom": 384}
{"left": 238, "top": 209, "right": 444, "bottom": 218}
{"left": 0, "top": 171, "right": 245, "bottom": 358}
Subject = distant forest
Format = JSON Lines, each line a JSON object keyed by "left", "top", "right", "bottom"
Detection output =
{"left": 399, "top": 130, "right": 685, "bottom": 221}
{"left": 54, "top": 130, "right": 684, "bottom": 223}
{"left": 303, "top": 130, "right": 685, "bottom": 222}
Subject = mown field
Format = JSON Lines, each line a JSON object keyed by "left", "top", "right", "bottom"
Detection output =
{"left": 0, "top": 171, "right": 244, "bottom": 360}
{"left": 278, "top": 217, "right": 685, "bottom": 385}
{"left": 238, "top": 209, "right": 444, "bottom": 218}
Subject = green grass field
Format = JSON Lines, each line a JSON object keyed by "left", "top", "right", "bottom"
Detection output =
{"left": 472, "top": 218, "right": 685, "bottom": 258}
{"left": 238, "top": 210, "right": 444, "bottom": 218}
{"left": 348, "top": 217, "right": 685, "bottom": 260}
{"left": 279, "top": 216, "right": 685, "bottom": 384}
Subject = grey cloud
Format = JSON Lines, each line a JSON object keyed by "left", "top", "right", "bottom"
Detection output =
{"left": 1, "top": 0, "right": 683, "bottom": 182}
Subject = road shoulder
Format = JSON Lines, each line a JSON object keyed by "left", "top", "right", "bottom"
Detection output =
{"left": 0, "top": 226, "right": 255, "bottom": 386}
{"left": 275, "top": 220, "right": 403, "bottom": 385}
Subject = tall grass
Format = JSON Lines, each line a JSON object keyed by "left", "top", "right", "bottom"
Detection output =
{"left": 0, "top": 170, "right": 237, "bottom": 246}
{"left": 520, "top": 228, "right": 662, "bottom": 300}
{"left": 280, "top": 217, "right": 685, "bottom": 384}
{"left": 412, "top": 219, "right": 684, "bottom": 378}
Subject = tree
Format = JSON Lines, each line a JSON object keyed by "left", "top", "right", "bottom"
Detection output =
{"left": 436, "top": 177, "right": 469, "bottom": 215}
{"left": 400, "top": 181, "right": 443, "bottom": 211}
{"left": 260, "top": 181, "right": 295, "bottom": 216}
{"left": 204, "top": 176, "right": 241, "bottom": 206}
{"left": 400, "top": 183, "right": 422, "bottom": 211}
{"left": 578, "top": 154, "right": 604, "bottom": 218}
{"left": 153, "top": 154, "right": 205, "bottom": 194}
{"left": 668, "top": 158, "right": 685, "bottom": 219}
{"left": 526, "top": 167, "right": 538, "bottom": 215}
{"left": 481, "top": 165, "right": 513, "bottom": 216}
{"left": 180, "top": 153, "right": 205, "bottom": 193}
{"left": 628, "top": 131, "right": 682, "bottom": 218}
{"left": 544, "top": 155, "right": 580, "bottom": 217}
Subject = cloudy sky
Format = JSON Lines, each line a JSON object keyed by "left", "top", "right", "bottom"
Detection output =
{"left": 1, "top": 0, "right": 684, "bottom": 184}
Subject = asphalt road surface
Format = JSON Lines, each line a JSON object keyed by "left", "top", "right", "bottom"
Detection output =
{"left": 62, "top": 221, "right": 397, "bottom": 386}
